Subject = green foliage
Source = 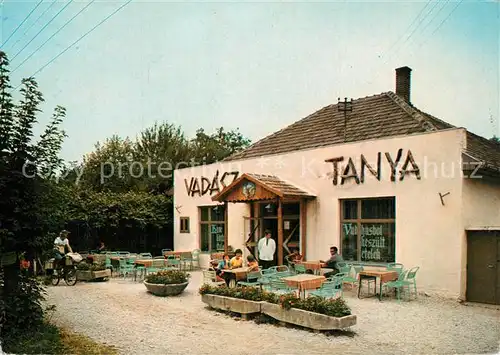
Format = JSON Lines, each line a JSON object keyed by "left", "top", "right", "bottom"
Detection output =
{"left": 76, "top": 262, "right": 105, "bottom": 271}
{"left": 2, "top": 322, "right": 65, "bottom": 354}
{"left": 198, "top": 284, "right": 351, "bottom": 317}
{"left": 490, "top": 136, "right": 499, "bottom": 144}
{"left": 67, "top": 189, "right": 172, "bottom": 229}
{"left": 0, "top": 50, "right": 67, "bottom": 345}
{"left": 145, "top": 270, "right": 189, "bottom": 284}
{"left": 70, "top": 123, "right": 251, "bottom": 194}
{"left": 2, "top": 274, "right": 46, "bottom": 338}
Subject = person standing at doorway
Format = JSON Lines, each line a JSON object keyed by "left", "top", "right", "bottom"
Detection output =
{"left": 258, "top": 230, "right": 276, "bottom": 270}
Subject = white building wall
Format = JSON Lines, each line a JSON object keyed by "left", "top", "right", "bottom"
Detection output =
{"left": 174, "top": 128, "right": 471, "bottom": 297}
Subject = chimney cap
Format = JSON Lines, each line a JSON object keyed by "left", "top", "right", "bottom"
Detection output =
{"left": 396, "top": 66, "right": 412, "bottom": 73}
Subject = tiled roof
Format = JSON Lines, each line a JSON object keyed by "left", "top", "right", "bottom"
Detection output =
{"left": 225, "top": 91, "right": 500, "bottom": 172}
{"left": 246, "top": 173, "right": 314, "bottom": 197}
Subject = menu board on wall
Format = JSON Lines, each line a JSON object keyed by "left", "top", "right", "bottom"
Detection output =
{"left": 360, "top": 223, "right": 393, "bottom": 262}
{"left": 211, "top": 224, "right": 225, "bottom": 251}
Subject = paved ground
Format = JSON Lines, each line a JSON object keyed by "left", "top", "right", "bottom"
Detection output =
{"left": 46, "top": 271, "right": 500, "bottom": 355}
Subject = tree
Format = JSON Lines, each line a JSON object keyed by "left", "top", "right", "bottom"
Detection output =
{"left": 189, "top": 127, "right": 251, "bottom": 164}
{"left": 0, "top": 51, "right": 67, "bottom": 343}
{"left": 490, "top": 136, "right": 499, "bottom": 144}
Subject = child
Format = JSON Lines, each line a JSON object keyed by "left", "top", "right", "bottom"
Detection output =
{"left": 246, "top": 255, "right": 259, "bottom": 272}
{"left": 229, "top": 249, "right": 243, "bottom": 269}
{"left": 216, "top": 254, "right": 230, "bottom": 281}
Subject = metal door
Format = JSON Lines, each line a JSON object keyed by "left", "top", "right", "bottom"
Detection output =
{"left": 466, "top": 231, "right": 499, "bottom": 305}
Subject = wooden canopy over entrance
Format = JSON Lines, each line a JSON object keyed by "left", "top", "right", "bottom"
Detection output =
{"left": 212, "top": 173, "right": 315, "bottom": 265}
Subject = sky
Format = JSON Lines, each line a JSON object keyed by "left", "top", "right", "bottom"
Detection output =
{"left": 0, "top": 0, "right": 499, "bottom": 163}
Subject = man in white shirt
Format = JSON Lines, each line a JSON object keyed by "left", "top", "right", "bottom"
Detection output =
{"left": 257, "top": 230, "right": 276, "bottom": 270}
{"left": 54, "top": 230, "right": 73, "bottom": 265}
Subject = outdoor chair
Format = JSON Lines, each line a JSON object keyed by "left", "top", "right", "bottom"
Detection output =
{"left": 118, "top": 259, "right": 135, "bottom": 279}
{"left": 310, "top": 277, "right": 343, "bottom": 299}
{"left": 140, "top": 253, "right": 153, "bottom": 259}
{"left": 342, "top": 265, "right": 363, "bottom": 289}
{"left": 401, "top": 266, "right": 419, "bottom": 299}
{"left": 268, "top": 278, "right": 296, "bottom": 295}
{"left": 293, "top": 263, "right": 307, "bottom": 274}
{"left": 382, "top": 269, "right": 409, "bottom": 302}
{"left": 237, "top": 271, "right": 262, "bottom": 287}
{"left": 191, "top": 249, "right": 201, "bottom": 269}
{"left": 203, "top": 270, "right": 226, "bottom": 286}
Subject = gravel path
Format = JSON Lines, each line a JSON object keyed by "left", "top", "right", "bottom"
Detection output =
{"left": 46, "top": 271, "right": 500, "bottom": 355}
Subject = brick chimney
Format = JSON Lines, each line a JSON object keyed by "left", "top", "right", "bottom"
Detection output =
{"left": 395, "top": 66, "right": 412, "bottom": 103}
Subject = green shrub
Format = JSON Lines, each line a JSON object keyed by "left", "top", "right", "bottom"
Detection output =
{"left": 198, "top": 284, "right": 351, "bottom": 318}
{"left": 145, "top": 270, "right": 189, "bottom": 284}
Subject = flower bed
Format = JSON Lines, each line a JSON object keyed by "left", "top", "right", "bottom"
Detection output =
{"left": 144, "top": 270, "right": 190, "bottom": 297}
{"left": 199, "top": 284, "right": 356, "bottom": 330}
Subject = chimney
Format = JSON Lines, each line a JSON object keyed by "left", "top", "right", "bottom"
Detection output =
{"left": 395, "top": 66, "right": 412, "bottom": 103}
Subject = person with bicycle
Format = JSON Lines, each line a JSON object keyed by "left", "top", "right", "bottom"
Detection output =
{"left": 54, "top": 230, "right": 73, "bottom": 267}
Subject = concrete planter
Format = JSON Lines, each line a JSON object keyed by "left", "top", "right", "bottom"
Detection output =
{"left": 260, "top": 302, "right": 356, "bottom": 330}
{"left": 144, "top": 281, "right": 189, "bottom": 297}
{"left": 201, "top": 294, "right": 262, "bottom": 315}
{"left": 77, "top": 269, "right": 111, "bottom": 281}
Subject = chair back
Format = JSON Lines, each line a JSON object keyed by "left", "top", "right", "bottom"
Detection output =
{"left": 405, "top": 266, "right": 419, "bottom": 280}
{"left": 140, "top": 253, "right": 153, "bottom": 259}
{"left": 152, "top": 259, "right": 166, "bottom": 268}
{"left": 320, "top": 279, "right": 342, "bottom": 291}
{"left": 339, "top": 264, "right": 352, "bottom": 274}
{"left": 261, "top": 268, "right": 276, "bottom": 275}
{"left": 118, "top": 251, "right": 130, "bottom": 257}
{"left": 192, "top": 249, "right": 201, "bottom": 260}
{"left": 276, "top": 265, "right": 289, "bottom": 272}
{"left": 328, "top": 272, "right": 347, "bottom": 282}
{"left": 269, "top": 278, "right": 290, "bottom": 290}
{"left": 203, "top": 270, "right": 217, "bottom": 283}
{"left": 167, "top": 258, "right": 180, "bottom": 267}
{"left": 397, "top": 269, "right": 409, "bottom": 281}
{"left": 246, "top": 271, "right": 262, "bottom": 282}
{"left": 387, "top": 263, "right": 404, "bottom": 273}
{"left": 294, "top": 263, "right": 307, "bottom": 274}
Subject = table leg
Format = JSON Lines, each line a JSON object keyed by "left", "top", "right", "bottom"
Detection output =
{"left": 357, "top": 276, "right": 362, "bottom": 298}
{"left": 379, "top": 280, "right": 383, "bottom": 301}
{"left": 229, "top": 277, "right": 236, "bottom": 288}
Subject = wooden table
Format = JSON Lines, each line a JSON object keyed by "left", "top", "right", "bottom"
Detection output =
{"left": 282, "top": 274, "right": 326, "bottom": 298}
{"left": 224, "top": 267, "right": 249, "bottom": 288}
{"left": 299, "top": 260, "right": 324, "bottom": 275}
{"left": 357, "top": 270, "right": 398, "bottom": 301}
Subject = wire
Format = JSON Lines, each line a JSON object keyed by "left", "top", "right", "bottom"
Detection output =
{"left": 380, "top": 0, "right": 433, "bottom": 61}
{"left": 384, "top": 0, "right": 441, "bottom": 63}
{"left": 416, "top": 0, "right": 465, "bottom": 50}
{"left": 12, "top": 0, "right": 133, "bottom": 91}
{"left": 0, "top": 0, "right": 44, "bottom": 48}
{"left": 10, "top": 0, "right": 96, "bottom": 75}
{"left": 10, "top": 0, "right": 74, "bottom": 62}
{"left": 9, "top": 0, "right": 58, "bottom": 51}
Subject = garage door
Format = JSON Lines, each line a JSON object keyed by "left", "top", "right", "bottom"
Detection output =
{"left": 466, "top": 231, "right": 500, "bottom": 305}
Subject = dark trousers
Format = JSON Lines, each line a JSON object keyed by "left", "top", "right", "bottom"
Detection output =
{"left": 260, "top": 259, "right": 274, "bottom": 270}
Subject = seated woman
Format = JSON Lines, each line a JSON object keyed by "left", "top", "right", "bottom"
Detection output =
{"left": 215, "top": 254, "right": 231, "bottom": 281}
{"left": 246, "top": 255, "right": 259, "bottom": 272}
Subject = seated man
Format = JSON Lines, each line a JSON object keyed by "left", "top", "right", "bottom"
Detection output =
{"left": 320, "top": 246, "right": 343, "bottom": 278}
{"left": 54, "top": 230, "right": 73, "bottom": 267}
{"left": 246, "top": 255, "right": 259, "bottom": 272}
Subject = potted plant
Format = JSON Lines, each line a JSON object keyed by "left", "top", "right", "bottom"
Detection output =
{"left": 144, "top": 270, "right": 190, "bottom": 296}
{"left": 199, "top": 284, "right": 267, "bottom": 317}
{"left": 199, "top": 284, "right": 356, "bottom": 330}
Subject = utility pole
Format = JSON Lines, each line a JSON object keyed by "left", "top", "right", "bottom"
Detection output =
{"left": 338, "top": 97, "right": 353, "bottom": 142}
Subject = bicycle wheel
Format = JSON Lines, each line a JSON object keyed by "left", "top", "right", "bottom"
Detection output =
{"left": 64, "top": 267, "right": 77, "bottom": 286}
{"left": 51, "top": 269, "right": 61, "bottom": 286}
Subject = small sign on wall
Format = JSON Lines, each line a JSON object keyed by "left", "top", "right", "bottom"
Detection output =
{"left": 284, "top": 221, "right": 290, "bottom": 230}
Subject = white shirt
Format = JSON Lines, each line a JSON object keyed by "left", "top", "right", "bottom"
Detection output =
{"left": 54, "top": 237, "right": 69, "bottom": 252}
{"left": 258, "top": 237, "right": 276, "bottom": 261}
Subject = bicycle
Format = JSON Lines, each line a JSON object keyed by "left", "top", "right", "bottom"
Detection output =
{"left": 46, "top": 256, "right": 78, "bottom": 286}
